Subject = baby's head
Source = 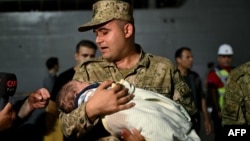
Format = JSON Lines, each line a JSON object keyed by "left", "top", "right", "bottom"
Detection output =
{"left": 56, "top": 80, "right": 90, "bottom": 113}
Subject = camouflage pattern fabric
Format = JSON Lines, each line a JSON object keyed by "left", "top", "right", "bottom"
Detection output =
{"left": 222, "top": 61, "right": 250, "bottom": 125}
{"left": 59, "top": 50, "right": 197, "bottom": 140}
{"left": 78, "top": 0, "right": 134, "bottom": 32}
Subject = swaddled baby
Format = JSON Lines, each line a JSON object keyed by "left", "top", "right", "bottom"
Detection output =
{"left": 56, "top": 79, "right": 200, "bottom": 141}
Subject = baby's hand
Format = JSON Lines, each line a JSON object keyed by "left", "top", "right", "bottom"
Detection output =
{"left": 116, "top": 79, "right": 135, "bottom": 94}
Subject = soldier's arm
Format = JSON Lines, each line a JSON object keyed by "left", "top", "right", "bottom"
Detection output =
{"left": 59, "top": 103, "right": 99, "bottom": 138}
{"left": 58, "top": 66, "right": 100, "bottom": 138}
{"left": 222, "top": 74, "right": 246, "bottom": 125}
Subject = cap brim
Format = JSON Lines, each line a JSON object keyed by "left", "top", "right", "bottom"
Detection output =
{"left": 78, "top": 21, "right": 99, "bottom": 32}
{"left": 78, "top": 19, "right": 114, "bottom": 32}
{"left": 218, "top": 54, "right": 233, "bottom": 55}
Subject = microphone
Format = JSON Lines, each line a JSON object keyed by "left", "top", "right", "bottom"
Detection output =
{"left": 0, "top": 72, "right": 17, "bottom": 110}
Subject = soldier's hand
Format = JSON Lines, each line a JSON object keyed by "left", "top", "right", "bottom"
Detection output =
{"left": 121, "top": 128, "right": 146, "bottom": 141}
{"left": 86, "top": 80, "right": 135, "bottom": 122}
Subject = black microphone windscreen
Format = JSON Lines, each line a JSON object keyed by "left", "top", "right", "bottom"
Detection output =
{"left": 0, "top": 72, "right": 17, "bottom": 97}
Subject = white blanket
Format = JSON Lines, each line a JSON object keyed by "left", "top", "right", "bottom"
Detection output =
{"left": 78, "top": 80, "right": 200, "bottom": 141}
{"left": 101, "top": 81, "right": 200, "bottom": 141}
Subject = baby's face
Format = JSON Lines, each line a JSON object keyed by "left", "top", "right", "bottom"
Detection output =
{"left": 72, "top": 80, "right": 90, "bottom": 97}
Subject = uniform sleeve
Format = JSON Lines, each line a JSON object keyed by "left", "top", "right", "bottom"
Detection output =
{"left": 58, "top": 62, "right": 103, "bottom": 139}
{"left": 59, "top": 103, "right": 99, "bottom": 138}
{"left": 172, "top": 69, "right": 197, "bottom": 116}
{"left": 222, "top": 74, "right": 246, "bottom": 125}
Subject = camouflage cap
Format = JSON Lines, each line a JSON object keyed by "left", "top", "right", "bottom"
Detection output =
{"left": 78, "top": 0, "right": 134, "bottom": 32}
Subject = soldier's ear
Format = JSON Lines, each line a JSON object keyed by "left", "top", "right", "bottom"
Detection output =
{"left": 124, "top": 23, "right": 133, "bottom": 38}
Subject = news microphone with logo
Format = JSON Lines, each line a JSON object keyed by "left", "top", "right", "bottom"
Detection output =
{"left": 0, "top": 72, "right": 17, "bottom": 110}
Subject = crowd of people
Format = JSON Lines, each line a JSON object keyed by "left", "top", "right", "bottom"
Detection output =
{"left": 1, "top": 0, "right": 249, "bottom": 141}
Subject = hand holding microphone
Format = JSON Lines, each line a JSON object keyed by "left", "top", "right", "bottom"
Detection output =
{"left": 0, "top": 72, "right": 17, "bottom": 132}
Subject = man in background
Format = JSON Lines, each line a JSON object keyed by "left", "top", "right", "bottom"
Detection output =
{"left": 175, "top": 47, "right": 212, "bottom": 136}
{"left": 206, "top": 43, "right": 234, "bottom": 141}
{"left": 43, "top": 57, "right": 59, "bottom": 94}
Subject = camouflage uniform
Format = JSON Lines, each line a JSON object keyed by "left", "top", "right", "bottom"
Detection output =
{"left": 222, "top": 61, "right": 250, "bottom": 125}
{"left": 59, "top": 49, "right": 197, "bottom": 140}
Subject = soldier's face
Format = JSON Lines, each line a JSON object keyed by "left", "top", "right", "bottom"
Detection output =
{"left": 93, "top": 20, "right": 130, "bottom": 62}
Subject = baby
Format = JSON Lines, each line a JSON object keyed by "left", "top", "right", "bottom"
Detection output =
{"left": 56, "top": 79, "right": 200, "bottom": 141}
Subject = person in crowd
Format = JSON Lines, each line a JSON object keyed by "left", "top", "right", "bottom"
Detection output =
{"left": 207, "top": 62, "right": 215, "bottom": 72}
{"left": 57, "top": 79, "right": 200, "bottom": 141}
{"left": 59, "top": 0, "right": 197, "bottom": 140}
{"left": 206, "top": 43, "right": 234, "bottom": 141}
{"left": 43, "top": 57, "right": 59, "bottom": 93}
{"left": 222, "top": 61, "right": 250, "bottom": 125}
{"left": 175, "top": 47, "right": 212, "bottom": 136}
{"left": 205, "top": 62, "right": 215, "bottom": 87}
{"left": 51, "top": 39, "right": 97, "bottom": 102}
{"left": 204, "top": 62, "right": 215, "bottom": 90}
{"left": 0, "top": 88, "right": 50, "bottom": 140}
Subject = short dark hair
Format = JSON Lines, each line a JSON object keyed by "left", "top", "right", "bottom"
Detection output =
{"left": 46, "top": 57, "right": 58, "bottom": 70}
{"left": 175, "top": 47, "right": 191, "bottom": 59}
{"left": 76, "top": 40, "right": 97, "bottom": 53}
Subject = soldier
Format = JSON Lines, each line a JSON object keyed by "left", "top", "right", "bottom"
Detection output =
{"left": 59, "top": 0, "right": 197, "bottom": 140}
{"left": 222, "top": 61, "right": 250, "bottom": 125}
